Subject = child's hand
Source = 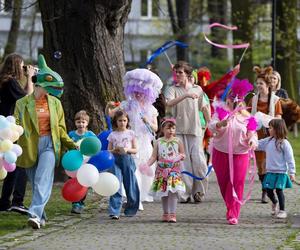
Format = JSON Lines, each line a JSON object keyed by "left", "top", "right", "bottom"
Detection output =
{"left": 248, "top": 140, "right": 257, "bottom": 150}
{"left": 179, "top": 154, "right": 186, "bottom": 160}
{"left": 110, "top": 148, "right": 120, "bottom": 154}
{"left": 139, "top": 163, "right": 153, "bottom": 176}
{"left": 290, "top": 174, "right": 296, "bottom": 182}
{"left": 217, "top": 119, "right": 228, "bottom": 128}
{"left": 141, "top": 116, "right": 149, "bottom": 124}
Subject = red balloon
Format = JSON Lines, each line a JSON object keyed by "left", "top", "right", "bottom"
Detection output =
{"left": 61, "top": 178, "right": 88, "bottom": 202}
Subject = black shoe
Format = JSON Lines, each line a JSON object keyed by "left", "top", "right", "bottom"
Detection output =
{"left": 0, "top": 206, "right": 11, "bottom": 212}
{"left": 111, "top": 215, "right": 120, "bottom": 220}
{"left": 261, "top": 191, "right": 268, "bottom": 204}
{"left": 180, "top": 197, "right": 191, "bottom": 204}
{"left": 10, "top": 205, "right": 29, "bottom": 215}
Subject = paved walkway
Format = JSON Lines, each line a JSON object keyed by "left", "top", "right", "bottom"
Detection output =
{"left": 1, "top": 173, "right": 300, "bottom": 250}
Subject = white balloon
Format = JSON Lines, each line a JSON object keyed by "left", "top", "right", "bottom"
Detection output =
{"left": 15, "top": 125, "right": 24, "bottom": 136}
{"left": 10, "top": 131, "right": 19, "bottom": 143}
{"left": 12, "top": 144, "right": 23, "bottom": 157}
{"left": 0, "top": 128, "right": 13, "bottom": 140}
{"left": 92, "top": 172, "right": 120, "bottom": 196}
{"left": 6, "top": 116, "right": 16, "bottom": 124}
{"left": 77, "top": 163, "right": 99, "bottom": 187}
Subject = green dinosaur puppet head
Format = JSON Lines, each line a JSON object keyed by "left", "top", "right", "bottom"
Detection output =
{"left": 35, "top": 54, "right": 64, "bottom": 97}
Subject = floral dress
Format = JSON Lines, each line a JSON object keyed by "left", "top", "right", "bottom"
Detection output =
{"left": 150, "top": 137, "right": 186, "bottom": 199}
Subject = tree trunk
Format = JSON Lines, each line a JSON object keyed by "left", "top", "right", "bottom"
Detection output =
{"left": 38, "top": 0, "right": 132, "bottom": 133}
{"left": 167, "top": 0, "right": 190, "bottom": 61}
{"left": 275, "top": 0, "right": 298, "bottom": 102}
{"left": 167, "top": 0, "right": 178, "bottom": 34}
{"left": 175, "top": 0, "right": 190, "bottom": 61}
{"left": 231, "top": 0, "right": 254, "bottom": 81}
{"left": 29, "top": 4, "right": 39, "bottom": 60}
{"left": 208, "top": 0, "right": 227, "bottom": 59}
{"left": 3, "top": 0, "right": 23, "bottom": 57}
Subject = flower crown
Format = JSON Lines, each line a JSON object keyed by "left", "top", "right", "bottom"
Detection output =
{"left": 161, "top": 117, "right": 176, "bottom": 126}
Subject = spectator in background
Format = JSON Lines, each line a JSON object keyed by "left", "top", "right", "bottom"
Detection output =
{"left": 0, "top": 53, "right": 35, "bottom": 214}
{"left": 269, "top": 70, "right": 289, "bottom": 99}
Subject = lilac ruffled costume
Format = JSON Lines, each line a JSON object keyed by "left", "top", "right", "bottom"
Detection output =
{"left": 121, "top": 69, "right": 163, "bottom": 204}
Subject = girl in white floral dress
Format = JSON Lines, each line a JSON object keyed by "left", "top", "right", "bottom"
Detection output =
{"left": 140, "top": 118, "right": 186, "bottom": 223}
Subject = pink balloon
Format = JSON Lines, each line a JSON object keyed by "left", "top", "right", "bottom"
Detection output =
{"left": 3, "top": 161, "right": 16, "bottom": 172}
{"left": 65, "top": 170, "right": 77, "bottom": 178}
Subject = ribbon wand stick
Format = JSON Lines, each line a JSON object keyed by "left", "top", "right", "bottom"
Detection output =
{"left": 238, "top": 46, "right": 249, "bottom": 65}
{"left": 163, "top": 52, "right": 173, "bottom": 67}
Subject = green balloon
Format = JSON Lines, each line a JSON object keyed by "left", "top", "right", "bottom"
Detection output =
{"left": 80, "top": 137, "right": 102, "bottom": 156}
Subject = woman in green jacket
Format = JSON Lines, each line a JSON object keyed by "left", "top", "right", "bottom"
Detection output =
{"left": 14, "top": 55, "right": 76, "bottom": 229}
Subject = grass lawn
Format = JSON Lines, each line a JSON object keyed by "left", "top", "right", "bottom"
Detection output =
{"left": 289, "top": 132, "right": 300, "bottom": 173}
{"left": 0, "top": 183, "right": 100, "bottom": 237}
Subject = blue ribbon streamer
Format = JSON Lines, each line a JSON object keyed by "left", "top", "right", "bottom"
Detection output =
{"left": 146, "top": 40, "right": 188, "bottom": 65}
{"left": 181, "top": 165, "right": 213, "bottom": 181}
{"left": 221, "top": 77, "right": 235, "bottom": 101}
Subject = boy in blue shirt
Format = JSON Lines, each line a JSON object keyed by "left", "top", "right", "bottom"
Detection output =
{"left": 69, "top": 110, "right": 96, "bottom": 214}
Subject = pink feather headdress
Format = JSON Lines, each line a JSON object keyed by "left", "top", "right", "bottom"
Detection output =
{"left": 228, "top": 78, "right": 253, "bottom": 102}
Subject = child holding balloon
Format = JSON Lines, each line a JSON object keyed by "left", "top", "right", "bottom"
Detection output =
{"left": 107, "top": 110, "right": 140, "bottom": 219}
{"left": 68, "top": 110, "right": 96, "bottom": 214}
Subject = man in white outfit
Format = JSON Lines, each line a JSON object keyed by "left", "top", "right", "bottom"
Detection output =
{"left": 165, "top": 61, "right": 211, "bottom": 203}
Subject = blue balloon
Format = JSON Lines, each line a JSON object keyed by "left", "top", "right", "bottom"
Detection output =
{"left": 62, "top": 150, "right": 83, "bottom": 171}
{"left": 97, "top": 130, "right": 112, "bottom": 151}
{"left": 88, "top": 150, "right": 115, "bottom": 172}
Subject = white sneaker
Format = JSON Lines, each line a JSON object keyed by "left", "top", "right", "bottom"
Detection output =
{"left": 28, "top": 217, "right": 40, "bottom": 229}
{"left": 138, "top": 202, "right": 144, "bottom": 211}
{"left": 276, "top": 210, "right": 287, "bottom": 219}
{"left": 271, "top": 203, "right": 278, "bottom": 215}
{"left": 40, "top": 218, "right": 46, "bottom": 227}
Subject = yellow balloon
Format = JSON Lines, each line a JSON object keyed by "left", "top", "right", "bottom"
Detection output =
{"left": 10, "top": 131, "right": 19, "bottom": 143}
{"left": 0, "top": 139, "right": 13, "bottom": 152}
{"left": 10, "top": 123, "right": 18, "bottom": 132}
{"left": 16, "top": 125, "right": 24, "bottom": 136}
{"left": 0, "top": 167, "right": 7, "bottom": 180}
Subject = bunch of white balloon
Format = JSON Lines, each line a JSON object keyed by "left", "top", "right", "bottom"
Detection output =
{"left": 0, "top": 115, "right": 23, "bottom": 180}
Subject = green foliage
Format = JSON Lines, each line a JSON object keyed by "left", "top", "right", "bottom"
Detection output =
{"left": 288, "top": 131, "right": 300, "bottom": 174}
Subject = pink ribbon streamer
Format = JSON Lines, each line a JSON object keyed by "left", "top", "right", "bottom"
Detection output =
{"left": 227, "top": 111, "right": 257, "bottom": 206}
{"left": 203, "top": 22, "right": 250, "bottom": 49}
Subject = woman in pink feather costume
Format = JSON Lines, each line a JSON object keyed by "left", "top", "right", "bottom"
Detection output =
{"left": 208, "top": 78, "right": 258, "bottom": 225}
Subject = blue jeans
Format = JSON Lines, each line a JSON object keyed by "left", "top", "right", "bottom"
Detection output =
{"left": 109, "top": 154, "right": 140, "bottom": 216}
{"left": 26, "top": 136, "right": 55, "bottom": 222}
